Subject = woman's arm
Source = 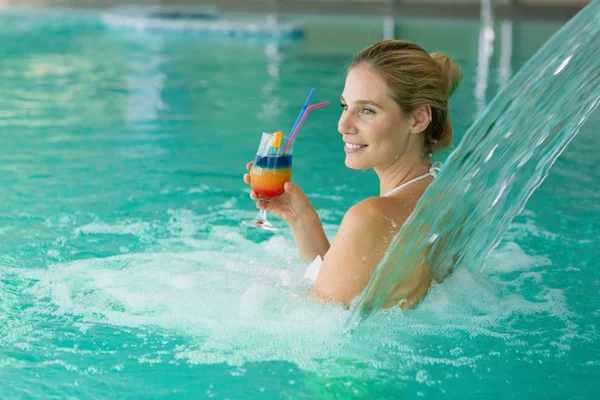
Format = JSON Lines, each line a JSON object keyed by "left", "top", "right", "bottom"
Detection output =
{"left": 288, "top": 207, "right": 330, "bottom": 261}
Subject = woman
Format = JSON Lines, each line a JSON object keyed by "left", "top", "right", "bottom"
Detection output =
{"left": 244, "top": 40, "right": 462, "bottom": 308}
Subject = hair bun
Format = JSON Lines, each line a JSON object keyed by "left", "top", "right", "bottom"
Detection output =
{"left": 430, "top": 52, "right": 463, "bottom": 97}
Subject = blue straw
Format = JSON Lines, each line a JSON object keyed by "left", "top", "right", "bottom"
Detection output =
{"left": 288, "top": 88, "right": 315, "bottom": 137}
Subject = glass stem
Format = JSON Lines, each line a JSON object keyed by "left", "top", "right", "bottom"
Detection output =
{"left": 257, "top": 209, "right": 269, "bottom": 223}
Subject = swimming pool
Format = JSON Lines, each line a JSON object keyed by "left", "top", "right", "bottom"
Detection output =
{"left": 0, "top": 8, "right": 598, "bottom": 399}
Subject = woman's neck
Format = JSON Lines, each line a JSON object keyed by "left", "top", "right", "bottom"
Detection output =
{"left": 375, "top": 153, "right": 431, "bottom": 196}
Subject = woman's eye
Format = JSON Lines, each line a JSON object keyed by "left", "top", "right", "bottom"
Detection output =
{"left": 362, "top": 108, "right": 375, "bottom": 115}
{"left": 340, "top": 103, "right": 348, "bottom": 111}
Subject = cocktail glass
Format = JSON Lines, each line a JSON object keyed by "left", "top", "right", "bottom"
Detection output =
{"left": 242, "top": 132, "right": 293, "bottom": 231}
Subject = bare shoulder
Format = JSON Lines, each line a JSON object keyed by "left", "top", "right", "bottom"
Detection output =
{"left": 342, "top": 195, "right": 415, "bottom": 234}
{"left": 309, "top": 196, "right": 415, "bottom": 305}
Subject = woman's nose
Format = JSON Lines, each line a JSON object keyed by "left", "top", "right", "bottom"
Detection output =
{"left": 338, "top": 111, "right": 357, "bottom": 135}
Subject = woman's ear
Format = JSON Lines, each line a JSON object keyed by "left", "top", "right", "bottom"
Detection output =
{"left": 410, "top": 105, "right": 432, "bottom": 135}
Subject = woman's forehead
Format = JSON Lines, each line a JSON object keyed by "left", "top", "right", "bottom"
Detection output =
{"left": 343, "top": 65, "right": 391, "bottom": 103}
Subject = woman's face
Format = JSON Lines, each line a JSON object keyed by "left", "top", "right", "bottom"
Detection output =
{"left": 338, "top": 64, "right": 413, "bottom": 170}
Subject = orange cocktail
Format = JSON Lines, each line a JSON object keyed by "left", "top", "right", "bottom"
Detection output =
{"left": 250, "top": 154, "right": 292, "bottom": 199}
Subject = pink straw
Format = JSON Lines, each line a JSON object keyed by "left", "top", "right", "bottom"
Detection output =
{"left": 282, "top": 100, "right": 329, "bottom": 154}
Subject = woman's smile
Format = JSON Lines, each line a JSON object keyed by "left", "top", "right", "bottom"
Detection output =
{"left": 344, "top": 139, "right": 368, "bottom": 153}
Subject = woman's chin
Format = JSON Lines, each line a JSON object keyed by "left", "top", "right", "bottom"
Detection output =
{"left": 344, "top": 156, "right": 369, "bottom": 170}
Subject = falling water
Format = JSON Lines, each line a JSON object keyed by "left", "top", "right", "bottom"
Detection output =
{"left": 348, "top": 0, "right": 600, "bottom": 324}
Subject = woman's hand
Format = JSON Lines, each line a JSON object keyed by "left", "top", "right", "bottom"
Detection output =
{"left": 244, "top": 161, "right": 330, "bottom": 260}
{"left": 243, "top": 161, "right": 314, "bottom": 225}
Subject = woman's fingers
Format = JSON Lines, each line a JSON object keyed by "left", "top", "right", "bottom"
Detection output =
{"left": 244, "top": 163, "right": 253, "bottom": 187}
{"left": 256, "top": 199, "right": 270, "bottom": 210}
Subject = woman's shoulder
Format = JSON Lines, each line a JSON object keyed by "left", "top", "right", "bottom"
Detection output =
{"left": 346, "top": 195, "right": 414, "bottom": 220}
{"left": 310, "top": 195, "right": 419, "bottom": 304}
{"left": 341, "top": 195, "right": 414, "bottom": 234}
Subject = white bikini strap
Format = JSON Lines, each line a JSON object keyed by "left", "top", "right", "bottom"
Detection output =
{"left": 383, "top": 162, "right": 442, "bottom": 197}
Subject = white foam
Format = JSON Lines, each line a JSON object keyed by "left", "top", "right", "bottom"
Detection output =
{"left": 75, "top": 221, "right": 152, "bottom": 236}
{"left": 0, "top": 215, "right": 585, "bottom": 377}
{"left": 486, "top": 241, "right": 551, "bottom": 273}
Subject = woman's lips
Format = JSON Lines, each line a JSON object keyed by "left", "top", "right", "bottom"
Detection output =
{"left": 344, "top": 142, "right": 368, "bottom": 153}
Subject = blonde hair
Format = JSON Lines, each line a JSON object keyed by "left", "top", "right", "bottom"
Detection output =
{"left": 349, "top": 40, "right": 462, "bottom": 152}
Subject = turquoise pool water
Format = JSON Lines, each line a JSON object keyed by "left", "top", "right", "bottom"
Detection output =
{"left": 0, "top": 9, "right": 598, "bottom": 399}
